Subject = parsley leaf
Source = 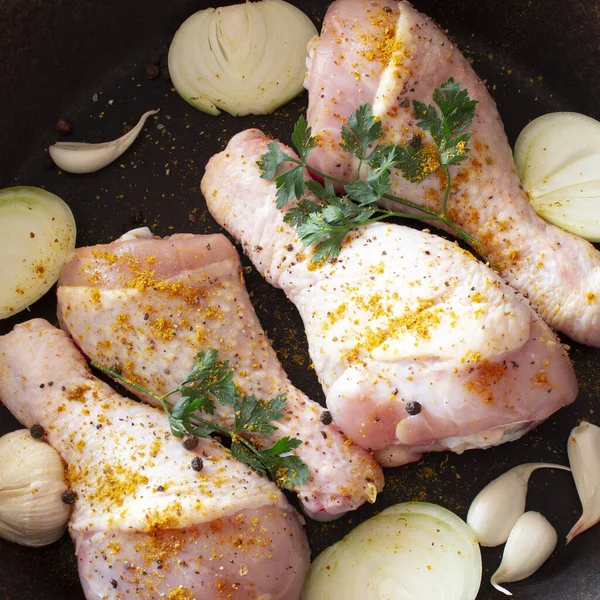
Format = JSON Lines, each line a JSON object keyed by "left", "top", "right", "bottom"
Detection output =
{"left": 258, "top": 141, "right": 294, "bottom": 180}
{"left": 257, "top": 78, "right": 479, "bottom": 262}
{"left": 340, "top": 104, "right": 383, "bottom": 160}
{"left": 433, "top": 77, "right": 478, "bottom": 136}
{"left": 92, "top": 353, "right": 309, "bottom": 491}
{"left": 394, "top": 145, "right": 440, "bottom": 183}
{"left": 274, "top": 166, "right": 305, "bottom": 209}
{"left": 234, "top": 393, "right": 287, "bottom": 436}
{"left": 291, "top": 115, "right": 318, "bottom": 161}
{"left": 180, "top": 349, "right": 236, "bottom": 409}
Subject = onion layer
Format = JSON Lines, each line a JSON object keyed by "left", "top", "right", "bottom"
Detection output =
{"left": 514, "top": 112, "right": 600, "bottom": 241}
{"left": 0, "top": 187, "right": 76, "bottom": 319}
{"left": 301, "top": 502, "right": 481, "bottom": 600}
{"left": 168, "top": 0, "right": 317, "bottom": 117}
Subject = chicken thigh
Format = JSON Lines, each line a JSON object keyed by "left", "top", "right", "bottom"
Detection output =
{"left": 304, "top": 0, "right": 600, "bottom": 346}
{"left": 57, "top": 231, "right": 383, "bottom": 518}
{"left": 201, "top": 129, "right": 578, "bottom": 466}
{"left": 0, "top": 319, "right": 309, "bottom": 600}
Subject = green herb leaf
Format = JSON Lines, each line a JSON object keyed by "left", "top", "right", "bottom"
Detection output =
{"left": 305, "top": 179, "right": 338, "bottom": 202}
{"left": 93, "top": 353, "right": 310, "bottom": 490}
{"left": 291, "top": 115, "right": 318, "bottom": 161}
{"left": 180, "top": 349, "right": 236, "bottom": 408}
{"left": 413, "top": 100, "right": 444, "bottom": 147}
{"left": 440, "top": 132, "right": 471, "bottom": 166}
{"left": 231, "top": 438, "right": 268, "bottom": 475}
{"left": 275, "top": 166, "right": 305, "bottom": 209}
{"left": 261, "top": 453, "right": 310, "bottom": 491}
{"left": 261, "top": 436, "right": 303, "bottom": 456}
{"left": 283, "top": 199, "right": 322, "bottom": 228}
{"left": 340, "top": 104, "right": 383, "bottom": 160}
{"left": 258, "top": 141, "right": 295, "bottom": 180}
{"left": 433, "top": 77, "right": 478, "bottom": 136}
{"left": 234, "top": 393, "right": 287, "bottom": 436}
{"left": 393, "top": 145, "right": 440, "bottom": 183}
{"left": 255, "top": 79, "right": 479, "bottom": 262}
{"left": 312, "top": 232, "right": 350, "bottom": 262}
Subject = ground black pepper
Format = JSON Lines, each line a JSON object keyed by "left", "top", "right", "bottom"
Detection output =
{"left": 110, "top": 579, "right": 118, "bottom": 589}
{"left": 30, "top": 424, "right": 45, "bottom": 439}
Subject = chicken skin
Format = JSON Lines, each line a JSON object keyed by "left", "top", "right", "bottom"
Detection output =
{"left": 0, "top": 319, "right": 310, "bottom": 600}
{"left": 304, "top": 0, "right": 600, "bottom": 346}
{"left": 201, "top": 129, "right": 578, "bottom": 466}
{"left": 57, "top": 230, "right": 383, "bottom": 518}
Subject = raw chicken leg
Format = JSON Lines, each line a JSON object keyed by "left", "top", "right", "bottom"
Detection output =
{"left": 201, "top": 129, "right": 578, "bottom": 466}
{"left": 304, "top": 0, "right": 600, "bottom": 346}
{"left": 57, "top": 231, "right": 383, "bottom": 518}
{"left": 0, "top": 319, "right": 309, "bottom": 600}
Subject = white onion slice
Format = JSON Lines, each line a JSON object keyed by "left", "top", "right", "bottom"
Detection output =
{"left": 48, "top": 109, "right": 158, "bottom": 174}
{"left": 514, "top": 112, "right": 600, "bottom": 241}
{"left": 301, "top": 502, "right": 481, "bottom": 600}
{"left": 168, "top": 0, "right": 317, "bottom": 117}
{"left": 0, "top": 187, "right": 76, "bottom": 318}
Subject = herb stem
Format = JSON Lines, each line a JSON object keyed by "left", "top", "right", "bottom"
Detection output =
{"left": 92, "top": 361, "right": 164, "bottom": 401}
{"left": 441, "top": 164, "right": 451, "bottom": 217}
{"left": 299, "top": 161, "right": 477, "bottom": 246}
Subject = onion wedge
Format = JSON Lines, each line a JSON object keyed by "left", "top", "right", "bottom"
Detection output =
{"left": 514, "top": 112, "right": 600, "bottom": 241}
{"left": 168, "top": 0, "right": 317, "bottom": 116}
{"left": 301, "top": 502, "right": 481, "bottom": 600}
{"left": 0, "top": 187, "right": 76, "bottom": 318}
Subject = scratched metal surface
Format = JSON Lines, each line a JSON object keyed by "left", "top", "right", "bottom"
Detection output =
{"left": 0, "top": 0, "right": 599, "bottom": 598}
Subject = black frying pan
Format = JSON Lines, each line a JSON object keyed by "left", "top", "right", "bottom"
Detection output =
{"left": 1, "top": 1, "right": 599, "bottom": 598}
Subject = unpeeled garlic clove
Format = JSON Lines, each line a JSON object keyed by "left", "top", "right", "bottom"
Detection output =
{"left": 491, "top": 511, "right": 557, "bottom": 596}
{"left": 0, "top": 429, "right": 71, "bottom": 547}
{"left": 467, "top": 462, "right": 569, "bottom": 547}
{"left": 566, "top": 421, "right": 600, "bottom": 543}
{"left": 48, "top": 109, "right": 159, "bottom": 174}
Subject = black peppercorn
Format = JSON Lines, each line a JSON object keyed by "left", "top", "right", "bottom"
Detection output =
{"left": 156, "top": 485, "right": 164, "bottom": 492}
{"left": 55, "top": 118, "right": 72, "bottom": 135}
{"left": 405, "top": 401, "right": 422, "bottom": 416}
{"left": 61, "top": 490, "right": 77, "bottom": 505}
{"left": 182, "top": 434, "right": 199, "bottom": 451}
{"left": 383, "top": 5, "right": 392, "bottom": 12}
{"left": 110, "top": 579, "right": 118, "bottom": 589}
{"left": 191, "top": 457, "right": 204, "bottom": 472}
{"left": 146, "top": 62, "right": 161, "bottom": 80}
{"left": 320, "top": 411, "right": 333, "bottom": 425}
{"left": 30, "top": 424, "right": 45, "bottom": 439}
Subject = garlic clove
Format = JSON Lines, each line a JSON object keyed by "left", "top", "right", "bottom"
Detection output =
{"left": 0, "top": 429, "right": 71, "bottom": 547}
{"left": 491, "top": 511, "right": 558, "bottom": 596}
{"left": 467, "top": 462, "right": 570, "bottom": 547}
{"left": 566, "top": 421, "right": 600, "bottom": 543}
{"left": 48, "top": 109, "right": 159, "bottom": 174}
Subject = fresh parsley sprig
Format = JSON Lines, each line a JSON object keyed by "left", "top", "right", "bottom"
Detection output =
{"left": 258, "top": 77, "right": 478, "bottom": 261}
{"left": 91, "top": 350, "right": 309, "bottom": 490}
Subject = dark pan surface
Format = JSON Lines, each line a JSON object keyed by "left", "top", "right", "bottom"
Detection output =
{"left": 1, "top": 0, "right": 599, "bottom": 598}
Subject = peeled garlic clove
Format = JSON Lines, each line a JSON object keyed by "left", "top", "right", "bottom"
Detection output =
{"left": 0, "top": 429, "right": 71, "bottom": 547}
{"left": 48, "top": 109, "right": 159, "bottom": 174}
{"left": 467, "top": 462, "right": 570, "bottom": 547}
{"left": 491, "top": 511, "right": 557, "bottom": 596}
{"left": 567, "top": 421, "right": 600, "bottom": 543}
